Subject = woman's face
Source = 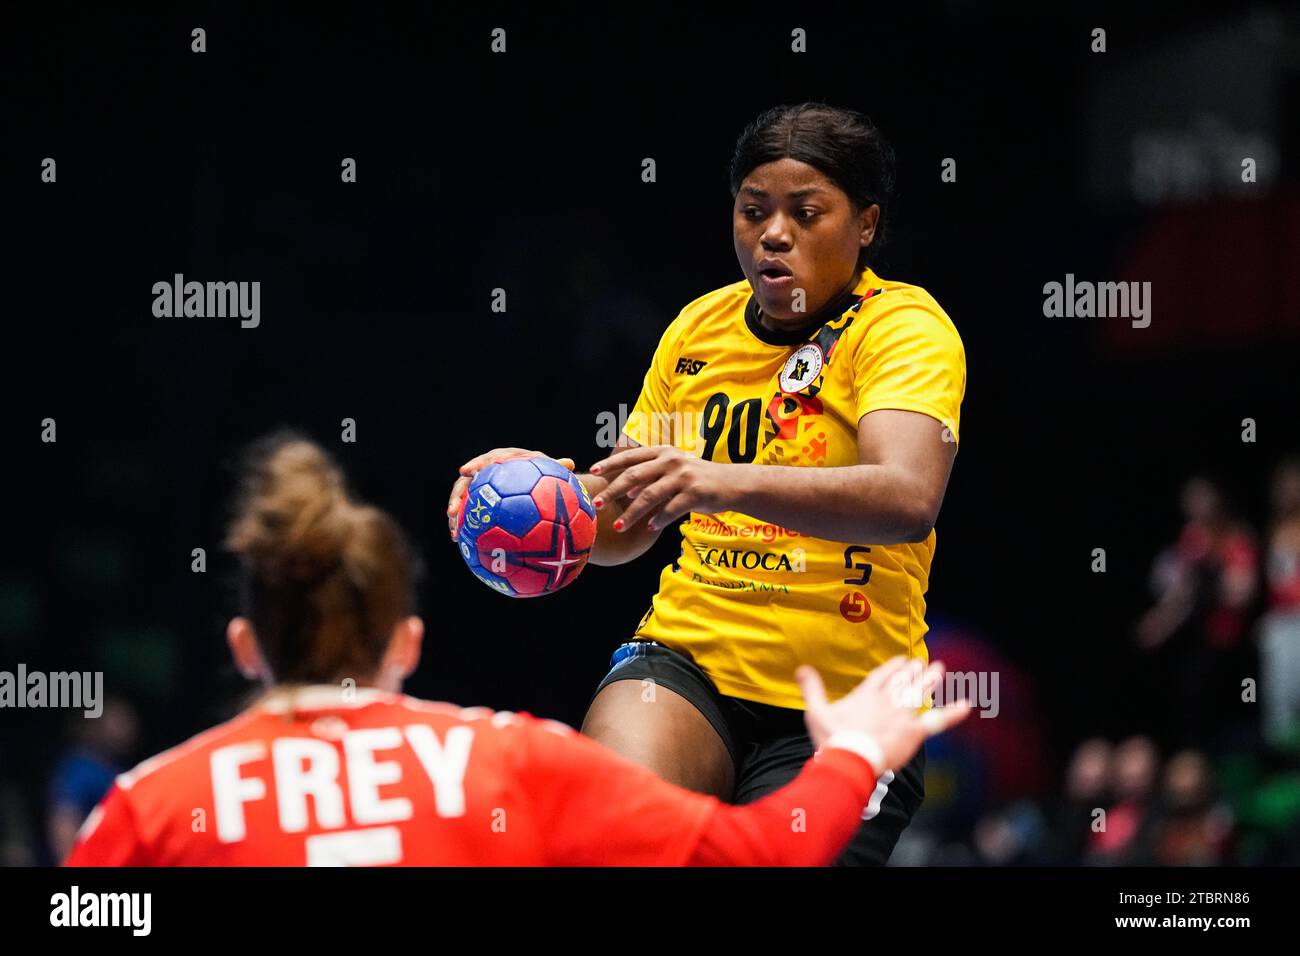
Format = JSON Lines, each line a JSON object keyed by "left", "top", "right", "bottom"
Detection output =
{"left": 733, "top": 158, "right": 878, "bottom": 324}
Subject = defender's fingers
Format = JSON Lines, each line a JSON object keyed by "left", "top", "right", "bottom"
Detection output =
{"left": 795, "top": 665, "right": 830, "bottom": 714}
{"left": 866, "top": 656, "right": 912, "bottom": 691}
{"left": 921, "top": 661, "right": 946, "bottom": 700}
{"left": 917, "top": 700, "right": 973, "bottom": 736}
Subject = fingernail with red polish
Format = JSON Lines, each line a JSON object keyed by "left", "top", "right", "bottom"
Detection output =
{"left": 591, "top": 465, "right": 602, "bottom": 474}
{"left": 613, "top": 518, "right": 624, "bottom": 531}
{"left": 592, "top": 498, "right": 603, "bottom": 509}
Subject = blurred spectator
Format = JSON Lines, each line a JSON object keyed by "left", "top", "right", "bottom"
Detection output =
{"left": 1086, "top": 735, "right": 1159, "bottom": 865}
{"left": 1137, "top": 477, "right": 1260, "bottom": 747}
{"left": 1150, "top": 749, "right": 1234, "bottom": 865}
{"left": 1047, "top": 737, "right": 1112, "bottom": 864}
{"left": 45, "top": 697, "right": 139, "bottom": 861}
{"left": 972, "top": 800, "right": 1049, "bottom": 865}
{"left": 0, "top": 783, "right": 37, "bottom": 867}
{"left": 1260, "top": 458, "right": 1300, "bottom": 751}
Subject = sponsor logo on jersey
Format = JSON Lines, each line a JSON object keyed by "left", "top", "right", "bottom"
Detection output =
{"left": 689, "top": 515, "right": 805, "bottom": 540}
{"left": 691, "top": 572, "right": 790, "bottom": 593}
{"left": 675, "top": 357, "right": 708, "bottom": 375}
{"left": 693, "top": 545, "right": 797, "bottom": 572}
{"left": 839, "top": 590, "right": 872, "bottom": 623}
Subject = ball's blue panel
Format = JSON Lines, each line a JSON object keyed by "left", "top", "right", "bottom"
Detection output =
{"left": 459, "top": 538, "right": 481, "bottom": 569}
{"left": 495, "top": 493, "right": 542, "bottom": 538}
{"left": 532, "top": 456, "right": 573, "bottom": 480}
{"left": 484, "top": 458, "right": 543, "bottom": 497}
{"left": 569, "top": 473, "right": 597, "bottom": 519}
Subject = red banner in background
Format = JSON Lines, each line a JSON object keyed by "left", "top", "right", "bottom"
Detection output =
{"left": 1101, "top": 190, "right": 1300, "bottom": 356}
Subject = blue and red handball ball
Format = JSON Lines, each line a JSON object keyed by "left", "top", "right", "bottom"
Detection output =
{"left": 456, "top": 454, "right": 598, "bottom": 597}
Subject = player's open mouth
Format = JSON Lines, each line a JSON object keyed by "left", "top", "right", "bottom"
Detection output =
{"left": 756, "top": 259, "right": 795, "bottom": 291}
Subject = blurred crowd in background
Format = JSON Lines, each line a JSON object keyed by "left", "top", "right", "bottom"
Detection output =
{"left": 898, "top": 459, "right": 1300, "bottom": 866}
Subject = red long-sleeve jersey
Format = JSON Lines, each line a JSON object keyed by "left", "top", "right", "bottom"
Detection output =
{"left": 65, "top": 686, "right": 877, "bottom": 866}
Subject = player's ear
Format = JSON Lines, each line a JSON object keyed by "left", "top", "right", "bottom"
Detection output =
{"left": 383, "top": 615, "right": 424, "bottom": 682}
{"left": 227, "top": 617, "right": 269, "bottom": 682}
{"left": 858, "top": 203, "right": 880, "bottom": 251}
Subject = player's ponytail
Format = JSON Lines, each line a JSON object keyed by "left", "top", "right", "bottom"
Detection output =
{"left": 729, "top": 102, "right": 896, "bottom": 270}
{"left": 225, "top": 432, "right": 418, "bottom": 684}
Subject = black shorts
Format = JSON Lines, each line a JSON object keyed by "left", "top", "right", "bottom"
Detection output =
{"left": 591, "top": 640, "right": 925, "bottom": 866}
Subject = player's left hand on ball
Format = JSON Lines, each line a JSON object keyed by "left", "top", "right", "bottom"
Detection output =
{"left": 447, "top": 448, "right": 575, "bottom": 540}
{"left": 589, "top": 445, "right": 730, "bottom": 532}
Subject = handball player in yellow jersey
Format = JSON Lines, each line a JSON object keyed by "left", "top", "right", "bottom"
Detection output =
{"left": 449, "top": 103, "right": 966, "bottom": 864}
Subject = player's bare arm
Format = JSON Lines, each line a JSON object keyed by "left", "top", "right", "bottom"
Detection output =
{"left": 591, "top": 408, "right": 955, "bottom": 543}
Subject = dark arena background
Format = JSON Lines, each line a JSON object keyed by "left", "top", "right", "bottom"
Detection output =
{"left": 3, "top": 2, "right": 1298, "bottom": 935}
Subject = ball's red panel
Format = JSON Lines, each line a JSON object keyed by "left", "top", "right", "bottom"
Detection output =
{"left": 531, "top": 475, "right": 580, "bottom": 523}
{"left": 474, "top": 526, "right": 523, "bottom": 577}
{"left": 510, "top": 565, "right": 553, "bottom": 596}
{"left": 568, "top": 509, "right": 596, "bottom": 550}
{"left": 516, "top": 517, "right": 558, "bottom": 554}
{"left": 514, "top": 518, "right": 588, "bottom": 593}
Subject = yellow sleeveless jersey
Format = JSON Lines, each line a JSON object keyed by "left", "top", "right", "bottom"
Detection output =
{"left": 622, "top": 267, "right": 965, "bottom": 710}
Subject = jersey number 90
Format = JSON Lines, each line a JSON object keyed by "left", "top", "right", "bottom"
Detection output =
{"left": 699, "top": 393, "right": 762, "bottom": 463}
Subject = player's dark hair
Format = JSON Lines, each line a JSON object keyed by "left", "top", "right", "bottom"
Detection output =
{"left": 729, "top": 102, "right": 896, "bottom": 270}
{"left": 226, "top": 431, "right": 419, "bottom": 684}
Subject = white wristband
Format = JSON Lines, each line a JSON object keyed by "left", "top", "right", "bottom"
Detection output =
{"left": 822, "top": 731, "right": 886, "bottom": 777}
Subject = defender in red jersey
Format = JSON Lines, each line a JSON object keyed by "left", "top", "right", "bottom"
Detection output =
{"left": 67, "top": 433, "right": 967, "bottom": 867}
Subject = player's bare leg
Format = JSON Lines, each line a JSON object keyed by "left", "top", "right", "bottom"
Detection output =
{"left": 582, "top": 680, "right": 735, "bottom": 799}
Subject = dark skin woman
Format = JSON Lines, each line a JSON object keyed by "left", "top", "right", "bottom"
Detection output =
{"left": 449, "top": 104, "right": 964, "bottom": 862}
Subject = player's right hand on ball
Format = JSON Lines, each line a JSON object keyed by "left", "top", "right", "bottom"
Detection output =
{"left": 447, "top": 448, "right": 576, "bottom": 541}
{"left": 796, "top": 657, "right": 971, "bottom": 775}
